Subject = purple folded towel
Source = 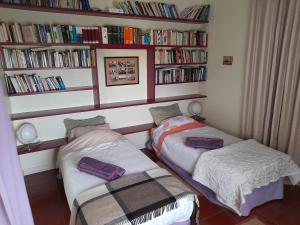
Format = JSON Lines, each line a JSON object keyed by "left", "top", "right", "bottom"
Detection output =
{"left": 78, "top": 157, "right": 125, "bottom": 181}
{"left": 185, "top": 137, "right": 224, "bottom": 150}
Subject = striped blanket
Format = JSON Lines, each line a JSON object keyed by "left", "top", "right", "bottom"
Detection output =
{"left": 70, "top": 168, "right": 199, "bottom": 225}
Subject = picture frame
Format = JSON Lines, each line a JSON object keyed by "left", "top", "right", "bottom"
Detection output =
{"left": 104, "top": 56, "right": 139, "bottom": 86}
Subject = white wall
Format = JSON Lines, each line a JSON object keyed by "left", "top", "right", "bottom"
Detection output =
{"left": 202, "top": 0, "right": 251, "bottom": 136}
{"left": 0, "top": 0, "right": 251, "bottom": 174}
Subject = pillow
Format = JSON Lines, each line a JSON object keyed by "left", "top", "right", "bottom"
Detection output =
{"left": 69, "top": 123, "right": 110, "bottom": 141}
{"left": 149, "top": 103, "right": 183, "bottom": 126}
{"left": 64, "top": 115, "right": 106, "bottom": 141}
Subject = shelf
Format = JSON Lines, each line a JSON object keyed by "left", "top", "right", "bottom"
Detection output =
{"left": 156, "top": 81, "right": 206, "bottom": 85}
{"left": 8, "top": 86, "right": 94, "bottom": 97}
{"left": 3, "top": 66, "right": 96, "bottom": 71}
{"left": 0, "top": 42, "right": 96, "bottom": 47}
{"left": 0, "top": 42, "right": 207, "bottom": 49}
{"left": 0, "top": 3, "right": 209, "bottom": 25}
{"left": 17, "top": 123, "right": 155, "bottom": 155}
{"left": 155, "top": 63, "right": 207, "bottom": 67}
{"left": 11, "top": 94, "right": 206, "bottom": 120}
{"left": 155, "top": 94, "right": 207, "bottom": 103}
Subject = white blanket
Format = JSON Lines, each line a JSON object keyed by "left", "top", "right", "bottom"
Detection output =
{"left": 192, "top": 139, "right": 300, "bottom": 215}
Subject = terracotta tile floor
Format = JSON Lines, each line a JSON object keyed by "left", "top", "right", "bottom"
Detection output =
{"left": 25, "top": 162, "right": 300, "bottom": 225}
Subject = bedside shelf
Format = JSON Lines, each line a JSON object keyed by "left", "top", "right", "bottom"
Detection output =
{"left": 0, "top": 3, "right": 209, "bottom": 25}
{"left": 8, "top": 86, "right": 94, "bottom": 97}
{"left": 17, "top": 123, "right": 155, "bottom": 155}
{"left": 11, "top": 94, "right": 207, "bottom": 120}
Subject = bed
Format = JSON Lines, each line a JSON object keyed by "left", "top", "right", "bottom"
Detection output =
{"left": 149, "top": 114, "right": 300, "bottom": 216}
{"left": 57, "top": 128, "right": 198, "bottom": 225}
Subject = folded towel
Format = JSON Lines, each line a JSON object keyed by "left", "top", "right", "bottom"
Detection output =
{"left": 78, "top": 157, "right": 125, "bottom": 181}
{"left": 185, "top": 137, "right": 224, "bottom": 150}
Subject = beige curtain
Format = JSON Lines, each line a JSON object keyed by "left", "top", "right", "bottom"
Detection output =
{"left": 241, "top": 0, "right": 300, "bottom": 165}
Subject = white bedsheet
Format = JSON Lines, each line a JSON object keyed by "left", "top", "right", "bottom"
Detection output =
{"left": 158, "top": 126, "right": 242, "bottom": 173}
{"left": 192, "top": 139, "right": 300, "bottom": 215}
{"left": 58, "top": 139, "right": 194, "bottom": 225}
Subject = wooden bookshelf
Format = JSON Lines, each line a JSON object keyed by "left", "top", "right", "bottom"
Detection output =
{"left": 17, "top": 123, "right": 155, "bottom": 155}
{"left": 155, "top": 63, "right": 207, "bottom": 67}
{"left": 0, "top": 2, "right": 209, "bottom": 25}
{"left": 8, "top": 86, "right": 94, "bottom": 97}
{"left": 156, "top": 80, "right": 206, "bottom": 85}
{"left": 3, "top": 66, "right": 96, "bottom": 71}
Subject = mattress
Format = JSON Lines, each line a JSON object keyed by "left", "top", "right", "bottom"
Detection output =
{"left": 58, "top": 139, "right": 194, "bottom": 225}
{"left": 159, "top": 126, "right": 242, "bottom": 173}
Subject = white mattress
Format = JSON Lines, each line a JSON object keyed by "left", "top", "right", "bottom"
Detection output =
{"left": 58, "top": 139, "right": 194, "bottom": 225}
{"left": 159, "top": 126, "right": 242, "bottom": 173}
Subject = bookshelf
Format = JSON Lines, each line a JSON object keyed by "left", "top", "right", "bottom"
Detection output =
{"left": 0, "top": 2, "right": 209, "bottom": 25}
{"left": 0, "top": 2, "right": 208, "bottom": 121}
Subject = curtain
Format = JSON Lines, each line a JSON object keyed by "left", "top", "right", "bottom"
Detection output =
{"left": 242, "top": 0, "right": 300, "bottom": 165}
{"left": 0, "top": 85, "right": 34, "bottom": 225}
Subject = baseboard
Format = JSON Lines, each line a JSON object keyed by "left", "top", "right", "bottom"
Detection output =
{"left": 23, "top": 163, "right": 56, "bottom": 176}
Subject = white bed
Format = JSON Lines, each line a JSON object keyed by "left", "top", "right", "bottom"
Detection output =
{"left": 159, "top": 126, "right": 242, "bottom": 173}
{"left": 57, "top": 135, "right": 195, "bottom": 225}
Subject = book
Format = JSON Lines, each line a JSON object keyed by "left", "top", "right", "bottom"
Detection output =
{"left": 155, "top": 49, "right": 208, "bottom": 64}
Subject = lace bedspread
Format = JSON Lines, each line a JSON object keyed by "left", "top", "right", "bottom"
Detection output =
{"left": 192, "top": 139, "right": 300, "bottom": 215}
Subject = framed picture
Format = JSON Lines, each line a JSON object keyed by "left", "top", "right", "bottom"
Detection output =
{"left": 104, "top": 57, "right": 139, "bottom": 86}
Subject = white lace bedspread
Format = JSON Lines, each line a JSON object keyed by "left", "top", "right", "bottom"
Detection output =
{"left": 192, "top": 139, "right": 300, "bottom": 215}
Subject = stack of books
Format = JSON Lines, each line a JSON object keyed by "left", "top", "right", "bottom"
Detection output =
{"left": 155, "top": 49, "right": 208, "bottom": 64}
{"left": 3, "top": 48, "right": 96, "bottom": 69}
{"left": 4, "top": 73, "right": 66, "bottom": 94}
{"left": 180, "top": 5, "right": 210, "bottom": 21}
{"left": 0, "top": 22, "right": 100, "bottom": 44}
{"left": 112, "top": 1, "right": 179, "bottom": 18}
{"left": 101, "top": 26, "right": 142, "bottom": 44}
{"left": 0, "top": 0, "right": 91, "bottom": 10}
{"left": 155, "top": 66, "right": 207, "bottom": 84}
{"left": 150, "top": 30, "right": 207, "bottom": 46}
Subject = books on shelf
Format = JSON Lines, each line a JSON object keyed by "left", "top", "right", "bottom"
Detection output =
{"left": 4, "top": 73, "right": 66, "bottom": 94}
{"left": 180, "top": 5, "right": 210, "bottom": 21}
{"left": 150, "top": 30, "right": 207, "bottom": 46}
{"left": 0, "top": 22, "right": 100, "bottom": 44}
{"left": 112, "top": 1, "right": 179, "bottom": 18}
{"left": 155, "top": 49, "right": 208, "bottom": 64}
{"left": 3, "top": 48, "right": 96, "bottom": 69}
{"left": 155, "top": 66, "right": 207, "bottom": 84}
{"left": 102, "top": 26, "right": 142, "bottom": 44}
{"left": 0, "top": 0, "right": 91, "bottom": 10}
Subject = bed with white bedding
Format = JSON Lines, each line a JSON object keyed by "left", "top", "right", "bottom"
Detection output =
{"left": 151, "top": 116, "right": 300, "bottom": 216}
{"left": 57, "top": 129, "right": 197, "bottom": 225}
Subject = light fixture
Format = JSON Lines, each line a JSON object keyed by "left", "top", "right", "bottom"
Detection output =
{"left": 16, "top": 123, "right": 38, "bottom": 151}
{"left": 188, "top": 101, "right": 205, "bottom": 121}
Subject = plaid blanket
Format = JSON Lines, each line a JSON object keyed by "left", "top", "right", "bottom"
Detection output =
{"left": 70, "top": 168, "right": 199, "bottom": 225}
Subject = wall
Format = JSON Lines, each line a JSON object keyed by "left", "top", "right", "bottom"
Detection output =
{"left": 0, "top": 0, "right": 251, "bottom": 174}
{"left": 202, "top": 0, "right": 251, "bottom": 136}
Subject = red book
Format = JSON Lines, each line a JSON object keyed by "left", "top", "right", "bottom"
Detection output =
{"left": 124, "top": 27, "right": 130, "bottom": 45}
{"left": 129, "top": 27, "right": 133, "bottom": 44}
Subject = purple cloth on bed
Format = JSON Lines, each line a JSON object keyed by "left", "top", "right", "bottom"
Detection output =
{"left": 185, "top": 137, "right": 224, "bottom": 149}
{"left": 160, "top": 154, "right": 284, "bottom": 216}
{"left": 78, "top": 157, "right": 125, "bottom": 181}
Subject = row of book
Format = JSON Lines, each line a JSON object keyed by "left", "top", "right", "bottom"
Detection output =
{"left": 112, "top": 1, "right": 179, "bottom": 18}
{"left": 155, "top": 49, "right": 208, "bottom": 65}
{"left": 155, "top": 66, "right": 207, "bottom": 84}
{"left": 0, "top": 22, "right": 100, "bottom": 44}
{"left": 4, "top": 73, "right": 66, "bottom": 94}
{"left": 151, "top": 30, "right": 207, "bottom": 46}
{"left": 180, "top": 5, "right": 210, "bottom": 21}
{"left": 3, "top": 48, "right": 95, "bottom": 69}
{"left": 102, "top": 26, "right": 142, "bottom": 45}
{"left": 0, "top": 0, "right": 91, "bottom": 10}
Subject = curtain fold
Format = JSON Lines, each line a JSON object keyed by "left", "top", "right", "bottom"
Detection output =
{"left": 242, "top": 0, "right": 300, "bottom": 165}
{"left": 0, "top": 84, "right": 34, "bottom": 225}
